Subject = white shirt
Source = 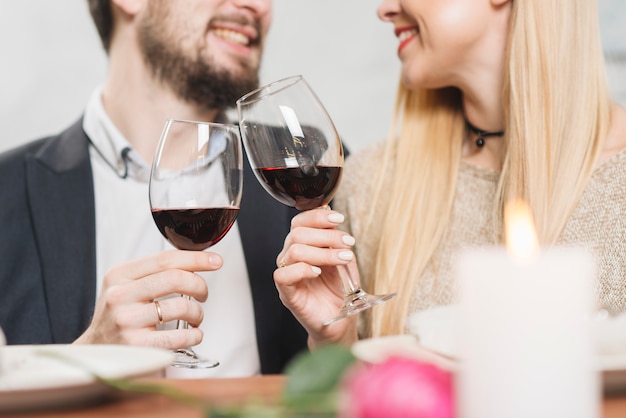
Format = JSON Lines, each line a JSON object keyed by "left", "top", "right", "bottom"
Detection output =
{"left": 82, "top": 88, "right": 260, "bottom": 377}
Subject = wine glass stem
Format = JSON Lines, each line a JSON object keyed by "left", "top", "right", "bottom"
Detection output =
{"left": 176, "top": 294, "right": 191, "bottom": 330}
{"left": 337, "top": 263, "right": 359, "bottom": 295}
{"left": 171, "top": 295, "right": 219, "bottom": 368}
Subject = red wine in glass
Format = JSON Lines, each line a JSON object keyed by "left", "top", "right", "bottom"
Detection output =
{"left": 237, "top": 75, "right": 396, "bottom": 326}
{"left": 254, "top": 166, "right": 342, "bottom": 211}
{"left": 152, "top": 207, "right": 239, "bottom": 251}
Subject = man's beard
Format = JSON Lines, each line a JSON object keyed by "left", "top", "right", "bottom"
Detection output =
{"left": 137, "top": 8, "right": 260, "bottom": 111}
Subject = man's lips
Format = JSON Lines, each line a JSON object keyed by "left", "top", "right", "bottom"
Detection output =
{"left": 395, "top": 26, "right": 419, "bottom": 54}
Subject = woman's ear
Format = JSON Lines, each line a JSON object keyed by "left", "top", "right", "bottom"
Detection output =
{"left": 491, "top": 0, "right": 512, "bottom": 6}
{"left": 111, "top": 0, "right": 146, "bottom": 16}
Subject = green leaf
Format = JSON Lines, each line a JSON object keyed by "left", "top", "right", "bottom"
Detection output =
{"left": 282, "top": 345, "right": 356, "bottom": 413}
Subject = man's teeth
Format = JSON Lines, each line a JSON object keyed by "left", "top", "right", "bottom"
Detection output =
{"left": 398, "top": 29, "right": 418, "bottom": 43}
{"left": 213, "top": 28, "right": 250, "bottom": 46}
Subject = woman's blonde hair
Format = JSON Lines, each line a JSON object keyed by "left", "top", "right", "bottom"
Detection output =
{"left": 365, "top": 0, "right": 611, "bottom": 337}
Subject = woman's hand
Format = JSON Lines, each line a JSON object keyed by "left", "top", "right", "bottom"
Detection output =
{"left": 274, "top": 208, "right": 359, "bottom": 348}
{"left": 74, "top": 250, "right": 222, "bottom": 350}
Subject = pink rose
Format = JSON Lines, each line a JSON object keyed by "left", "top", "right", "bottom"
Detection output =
{"left": 339, "top": 356, "right": 454, "bottom": 418}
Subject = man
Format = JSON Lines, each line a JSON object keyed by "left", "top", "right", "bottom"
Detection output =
{"left": 0, "top": 0, "right": 307, "bottom": 377}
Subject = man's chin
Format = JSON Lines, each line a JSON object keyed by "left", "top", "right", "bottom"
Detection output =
{"left": 179, "top": 70, "right": 259, "bottom": 110}
{"left": 222, "top": 61, "right": 260, "bottom": 85}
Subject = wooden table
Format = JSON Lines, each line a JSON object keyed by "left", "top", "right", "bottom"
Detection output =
{"left": 13, "top": 375, "right": 626, "bottom": 418}
{"left": 15, "top": 375, "right": 284, "bottom": 418}
{"left": 605, "top": 395, "right": 626, "bottom": 418}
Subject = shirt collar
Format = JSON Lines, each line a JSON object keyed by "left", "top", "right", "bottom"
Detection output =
{"left": 83, "top": 87, "right": 152, "bottom": 182}
{"left": 82, "top": 87, "right": 231, "bottom": 183}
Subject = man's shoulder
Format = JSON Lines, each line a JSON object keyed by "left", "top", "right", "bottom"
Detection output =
{"left": 0, "top": 118, "right": 87, "bottom": 172}
{"left": 0, "top": 136, "right": 50, "bottom": 171}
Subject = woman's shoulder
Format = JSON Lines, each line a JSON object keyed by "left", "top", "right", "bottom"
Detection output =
{"left": 589, "top": 147, "right": 626, "bottom": 195}
{"left": 344, "top": 141, "right": 387, "bottom": 171}
{"left": 334, "top": 141, "right": 387, "bottom": 215}
{"left": 340, "top": 141, "right": 388, "bottom": 186}
{"left": 582, "top": 106, "right": 626, "bottom": 199}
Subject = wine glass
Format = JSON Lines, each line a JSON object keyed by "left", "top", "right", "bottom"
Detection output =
{"left": 236, "top": 75, "right": 396, "bottom": 326}
{"left": 149, "top": 119, "right": 243, "bottom": 368}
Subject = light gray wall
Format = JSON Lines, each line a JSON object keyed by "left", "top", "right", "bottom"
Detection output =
{"left": 0, "top": 0, "right": 398, "bottom": 153}
{"left": 0, "top": 1, "right": 106, "bottom": 152}
{"left": 260, "top": 0, "right": 399, "bottom": 152}
{"left": 1, "top": 1, "right": 624, "bottom": 154}
{"left": 599, "top": 0, "right": 626, "bottom": 108}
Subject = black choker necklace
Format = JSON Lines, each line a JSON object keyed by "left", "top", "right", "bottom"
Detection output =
{"left": 466, "top": 120, "right": 505, "bottom": 148}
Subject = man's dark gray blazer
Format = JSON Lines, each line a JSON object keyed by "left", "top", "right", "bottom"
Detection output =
{"left": 0, "top": 119, "right": 308, "bottom": 374}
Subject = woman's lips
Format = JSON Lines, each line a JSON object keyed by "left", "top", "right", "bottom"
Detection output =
{"left": 395, "top": 26, "right": 419, "bottom": 54}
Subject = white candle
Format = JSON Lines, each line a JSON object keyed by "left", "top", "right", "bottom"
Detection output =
{"left": 456, "top": 203, "right": 600, "bottom": 418}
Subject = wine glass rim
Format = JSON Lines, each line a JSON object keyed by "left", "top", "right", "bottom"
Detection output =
{"left": 165, "top": 118, "right": 239, "bottom": 131}
{"left": 236, "top": 75, "right": 305, "bottom": 106}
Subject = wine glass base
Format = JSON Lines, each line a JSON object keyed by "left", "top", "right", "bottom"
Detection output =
{"left": 322, "top": 289, "right": 397, "bottom": 326}
{"left": 172, "top": 348, "right": 220, "bottom": 369}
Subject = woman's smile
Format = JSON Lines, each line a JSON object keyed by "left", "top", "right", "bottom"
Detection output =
{"left": 395, "top": 26, "right": 419, "bottom": 54}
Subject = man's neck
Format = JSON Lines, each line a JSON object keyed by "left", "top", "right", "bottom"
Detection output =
{"left": 101, "top": 51, "right": 219, "bottom": 164}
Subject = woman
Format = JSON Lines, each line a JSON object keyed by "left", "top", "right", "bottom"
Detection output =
{"left": 274, "top": 0, "right": 626, "bottom": 347}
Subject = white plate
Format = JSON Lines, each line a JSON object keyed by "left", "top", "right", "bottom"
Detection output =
{"left": 352, "top": 335, "right": 626, "bottom": 394}
{"left": 351, "top": 334, "right": 457, "bottom": 372}
{"left": 0, "top": 344, "right": 174, "bottom": 413}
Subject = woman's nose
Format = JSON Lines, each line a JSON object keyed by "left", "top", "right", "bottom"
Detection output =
{"left": 377, "top": 0, "right": 400, "bottom": 22}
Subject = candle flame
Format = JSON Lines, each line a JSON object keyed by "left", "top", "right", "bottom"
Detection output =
{"left": 504, "top": 199, "right": 540, "bottom": 262}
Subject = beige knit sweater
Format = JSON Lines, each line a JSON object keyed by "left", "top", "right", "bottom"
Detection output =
{"left": 333, "top": 142, "right": 626, "bottom": 319}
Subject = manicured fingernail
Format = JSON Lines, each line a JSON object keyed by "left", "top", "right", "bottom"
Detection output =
{"left": 311, "top": 266, "right": 322, "bottom": 275}
{"left": 338, "top": 251, "right": 353, "bottom": 261}
{"left": 328, "top": 213, "right": 344, "bottom": 223}
{"left": 342, "top": 235, "right": 355, "bottom": 246}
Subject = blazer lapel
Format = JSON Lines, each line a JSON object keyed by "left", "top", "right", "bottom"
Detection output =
{"left": 26, "top": 119, "right": 97, "bottom": 343}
